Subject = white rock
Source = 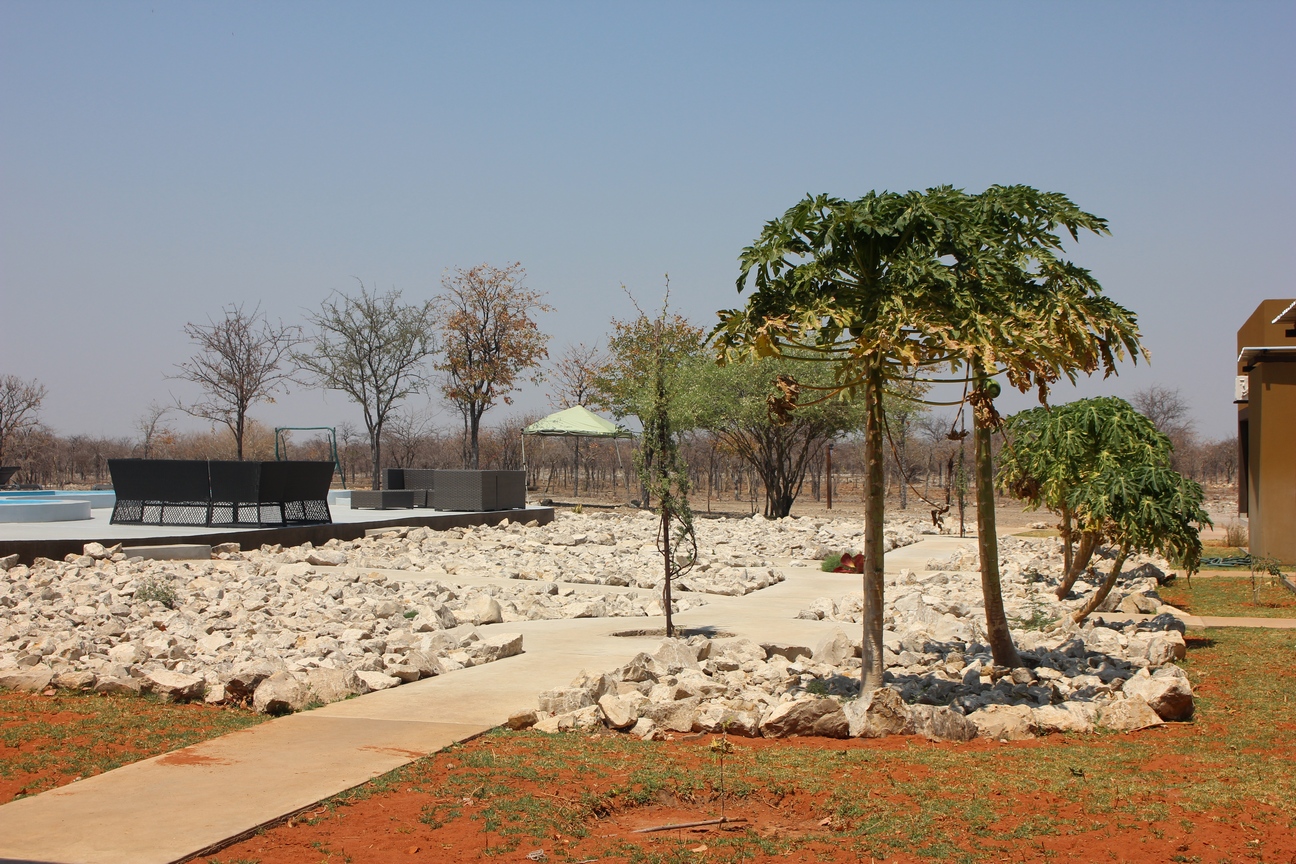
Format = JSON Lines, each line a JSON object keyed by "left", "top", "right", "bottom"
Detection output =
{"left": 1146, "top": 631, "right": 1187, "bottom": 666}
{"left": 653, "top": 639, "right": 701, "bottom": 673}
{"left": 252, "top": 672, "right": 312, "bottom": 714}
{"left": 355, "top": 670, "right": 401, "bottom": 692}
{"left": 1121, "top": 667, "right": 1194, "bottom": 721}
{"left": 843, "top": 687, "right": 912, "bottom": 738}
{"left": 812, "top": 629, "right": 857, "bottom": 666}
{"left": 467, "top": 632, "right": 524, "bottom": 664}
{"left": 276, "top": 562, "right": 314, "bottom": 579}
{"left": 630, "top": 717, "right": 658, "bottom": 739}
{"left": 145, "top": 669, "right": 205, "bottom": 702}
{"left": 1031, "top": 702, "right": 1097, "bottom": 734}
{"left": 968, "top": 704, "right": 1036, "bottom": 741}
{"left": 598, "top": 693, "right": 638, "bottom": 729}
{"left": 305, "top": 549, "right": 348, "bottom": 567}
{"left": 305, "top": 667, "right": 366, "bottom": 703}
{"left": 1098, "top": 696, "right": 1164, "bottom": 732}
{"left": 0, "top": 668, "right": 54, "bottom": 692}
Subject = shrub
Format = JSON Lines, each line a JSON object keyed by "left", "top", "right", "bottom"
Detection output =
{"left": 134, "top": 575, "right": 178, "bottom": 609}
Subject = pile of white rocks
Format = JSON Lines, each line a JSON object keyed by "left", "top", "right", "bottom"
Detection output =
{"left": 0, "top": 510, "right": 919, "bottom": 716}
{"left": 522, "top": 535, "right": 1195, "bottom": 741}
{"left": 404, "top": 510, "right": 922, "bottom": 595}
{"left": 804, "top": 538, "right": 1173, "bottom": 637}
{"left": 0, "top": 540, "right": 530, "bottom": 713}
{"left": 522, "top": 619, "right": 1192, "bottom": 742}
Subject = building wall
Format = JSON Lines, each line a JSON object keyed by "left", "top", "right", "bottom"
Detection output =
{"left": 1238, "top": 299, "right": 1296, "bottom": 564}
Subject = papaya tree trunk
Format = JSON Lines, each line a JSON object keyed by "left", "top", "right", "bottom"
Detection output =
{"left": 974, "top": 388, "right": 1020, "bottom": 668}
{"left": 1055, "top": 532, "right": 1099, "bottom": 599}
{"left": 1072, "top": 543, "right": 1130, "bottom": 623}
{"left": 861, "top": 358, "right": 886, "bottom": 693}
{"left": 1060, "top": 503, "right": 1073, "bottom": 577}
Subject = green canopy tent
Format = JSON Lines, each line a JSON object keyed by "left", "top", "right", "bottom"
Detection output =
{"left": 522, "top": 405, "right": 634, "bottom": 497}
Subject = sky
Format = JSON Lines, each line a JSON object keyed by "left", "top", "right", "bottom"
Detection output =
{"left": 2, "top": 1, "right": 1292, "bottom": 443}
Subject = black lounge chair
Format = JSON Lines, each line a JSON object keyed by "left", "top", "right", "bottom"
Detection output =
{"left": 109, "top": 459, "right": 213, "bottom": 526}
{"left": 108, "top": 459, "right": 334, "bottom": 527}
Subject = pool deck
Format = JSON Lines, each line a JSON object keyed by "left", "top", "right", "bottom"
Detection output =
{"left": 0, "top": 503, "right": 555, "bottom": 564}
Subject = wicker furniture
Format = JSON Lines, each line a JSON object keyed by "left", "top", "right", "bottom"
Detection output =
{"left": 384, "top": 469, "right": 525, "bottom": 511}
{"left": 351, "top": 489, "right": 420, "bottom": 510}
{"left": 108, "top": 459, "right": 333, "bottom": 526}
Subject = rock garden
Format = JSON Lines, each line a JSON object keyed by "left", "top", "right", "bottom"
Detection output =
{"left": 521, "top": 535, "right": 1196, "bottom": 742}
{"left": 0, "top": 511, "right": 922, "bottom": 714}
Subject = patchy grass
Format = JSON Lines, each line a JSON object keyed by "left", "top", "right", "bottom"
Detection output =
{"left": 217, "top": 628, "right": 1296, "bottom": 863}
{"left": 1162, "top": 575, "right": 1296, "bottom": 618}
{"left": 1013, "top": 528, "right": 1061, "bottom": 538}
{"left": 0, "top": 690, "right": 266, "bottom": 801}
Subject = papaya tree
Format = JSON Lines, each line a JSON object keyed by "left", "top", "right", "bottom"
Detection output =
{"left": 998, "top": 397, "right": 1174, "bottom": 598}
{"left": 715, "top": 185, "right": 1146, "bottom": 680}
{"left": 1069, "top": 464, "right": 1209, "bottom": 622}
{"left": 715, "top": 189, "right": 963, "bottom": 692}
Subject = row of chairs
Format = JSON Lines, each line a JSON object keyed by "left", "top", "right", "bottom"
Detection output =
{"left": 108, "top": 459, "right": 335, "bottom": 527}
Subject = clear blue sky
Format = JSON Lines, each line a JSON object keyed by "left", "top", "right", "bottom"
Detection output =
{"left": 2, "top": 2, "right": 1292, "bottom": 441}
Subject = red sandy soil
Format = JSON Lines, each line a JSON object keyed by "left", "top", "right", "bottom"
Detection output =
{"left": 212, "top": 726, "right": 1295, "bottom": 864}
{"left": 0, "top": 690, "right": 263, "bottom": 802}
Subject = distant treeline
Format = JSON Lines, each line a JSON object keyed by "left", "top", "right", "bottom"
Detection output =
{"left": 4, "top": 415, "right": 1239, "bottom": 512}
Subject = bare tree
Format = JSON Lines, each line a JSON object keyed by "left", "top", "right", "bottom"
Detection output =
{"left": 0, "top": 375, "right": 47, "bottom": 469}
{"left": 134, "top": 401, "right": 175, "bottom": 458}
{"left": 436, "top": 263, "right": 551, "bottom": 469}
{"left": 383, "top": 405, "right": 440, "bottom": 468}
{"left": 1131, "top": 384, "right": 1198, "bottom": 472}
{"left": 1131, "top": 384, "right": 1193, "bottom": 437}
{"left": 547, "top": 341, "right": 606, "bottom": 496}
{"left": 171, "top": 304, "right": 301, "bottom": 460}
{"left": 296, "top": 283, "right": 439, "bottom": 488}
{"left": 336, "top": 421, "right": 363, "bottom": 486}
{"left": 547, "top": 342, "right": 605, "bottom": 408}
{"left": 882, "top": 379, "right": 929, "bottom": 509}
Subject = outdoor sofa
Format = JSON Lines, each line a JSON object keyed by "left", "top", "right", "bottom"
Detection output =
{"left": 108, "top": 459, "right": 334, "bottom": 527}
{"left": 380, "top": 469, "right": 526, "bottom": 511}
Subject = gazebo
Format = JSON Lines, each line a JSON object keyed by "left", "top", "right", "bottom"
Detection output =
{"left": 522, "top": 405, "right": 634, "bottom": 497}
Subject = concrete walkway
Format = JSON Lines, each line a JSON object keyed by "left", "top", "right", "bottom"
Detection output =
{"left": 1181, "top": 615, "right": 1296, "bottom": 629}
{"left": 5, "top": 531, "right": 1287, "bottom": 864}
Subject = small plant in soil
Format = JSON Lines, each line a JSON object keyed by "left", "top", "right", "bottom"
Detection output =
{"left": 709, "top": 729, "right": 734, "bottom": 821}
{"left": 1010, "top": 599, "right": 1057, "bottom": 631}
{"left": 1223, "top": 522, "right": 1248, "bottom": 547}
{"left": 804, "top": 680, "right": 830, "bottom": 696}
{"left": 1249, "top": 554, "right": 1285, "bottom": 606}
{"left": 133, "top": 575, "right": 177, "bottom": 609}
